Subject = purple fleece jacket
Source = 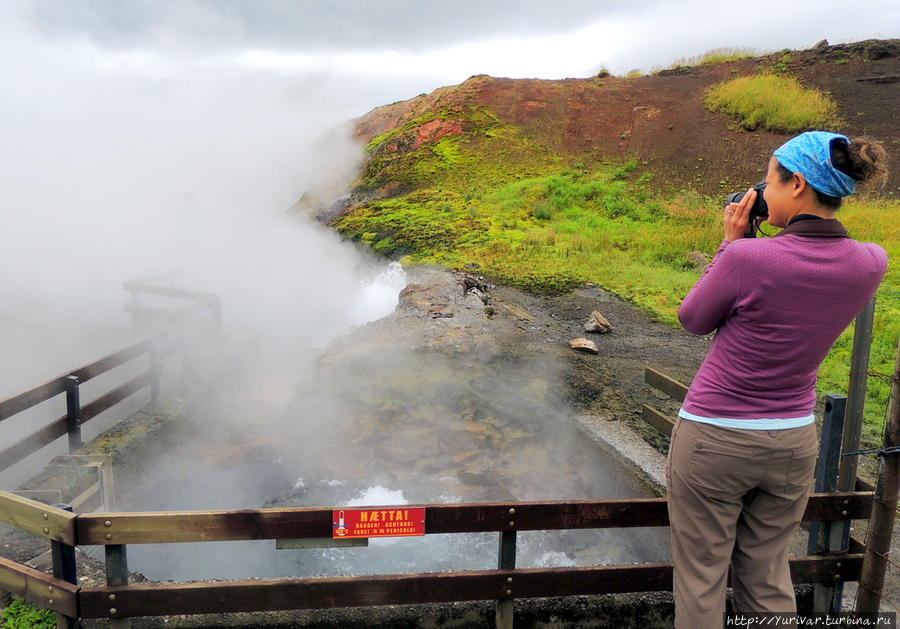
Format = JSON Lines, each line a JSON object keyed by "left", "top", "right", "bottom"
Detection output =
{"left": 679, "top": 218, "right": 888, "bottom": 419}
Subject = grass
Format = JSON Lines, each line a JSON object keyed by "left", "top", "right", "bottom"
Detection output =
{"left": 650, "top": 47, "right": 758, "bottom": 74}
{"left": 341, "top": 100, "right": 896, "bottom": 446}
{"left": 705, "top": 73, "right": 840, "bottom": 133}
{"left": 0, "top": 599, "right": 55, "bottom": 628}
{"left": 672, "top": 47, "right": 757, "bottom": 68}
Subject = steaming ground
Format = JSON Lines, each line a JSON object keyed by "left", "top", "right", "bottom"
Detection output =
{"left": 0, "top": 5, "right": 405, "bottom": 487}
{"left": 95, "top": 268, "right": 678, "bottom": 582}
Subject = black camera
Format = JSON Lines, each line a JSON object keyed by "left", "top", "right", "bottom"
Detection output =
{"left": 725, "top": 180, "right": 768, "bottom": 221}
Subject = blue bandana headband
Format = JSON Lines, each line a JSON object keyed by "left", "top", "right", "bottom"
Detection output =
{"left": 773, "top": 131, "right": 857, "bottom": 198}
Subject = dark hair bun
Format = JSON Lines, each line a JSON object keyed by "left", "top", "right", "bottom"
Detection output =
{"left": 830, "top": 136, "right": 889, "bottom": 189}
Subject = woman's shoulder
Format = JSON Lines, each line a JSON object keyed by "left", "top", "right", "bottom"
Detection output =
{"left": 726, "top": 235, "right": 887, "bottom": 269}
{"left": 852, "top": 239, "right": 889, "bottom": 269}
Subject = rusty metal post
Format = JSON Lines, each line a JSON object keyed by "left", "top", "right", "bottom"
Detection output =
{"left": 856, "top": 337, "right": 900, "bottom": 613}
{"left": 839, "top": 299, "right": 876, "bottom": 494}
{"left": 496, "top": 526, "right": 516, "bottom": 629}
{"left": 50, "top": 504, "right": 77, "bottom": 629}
{"left": 106, "top": 544, "right": 130, "bottom": 628}
{"left": 809, "top": 394, "right": 848, "bottom": 614}
{"left": 64, "top": 376, "right": 82, "bottom": 453}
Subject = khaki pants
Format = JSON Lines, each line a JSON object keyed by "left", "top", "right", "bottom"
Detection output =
{"left": 667, "top": 417, "right": 819, "bottom": 629}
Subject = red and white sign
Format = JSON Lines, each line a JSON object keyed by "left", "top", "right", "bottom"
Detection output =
{"left": 332, "top": 508, "right": 426, "bottom": 539}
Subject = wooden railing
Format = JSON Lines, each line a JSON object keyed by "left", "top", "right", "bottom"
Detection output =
{"left": 0, "top": 333, "right": 168, "bottom": 473}
{"left": 124, "top": 275, "right": 221, "bottom": 331}
{"left": 0, "top": 274, "right": 221, "bottom": 476}
{"left": 0, "top": 491, "right": 873, "bottom": 627}
{"left": 640, "top": 367, "right": 686, "bottom": 436}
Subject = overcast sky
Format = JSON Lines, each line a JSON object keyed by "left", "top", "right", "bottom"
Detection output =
{"left": 8, "top": 0, "right": 899, "bottom": 119}
{"left": 0, "top": 1, "right": 896, "bottom": 393}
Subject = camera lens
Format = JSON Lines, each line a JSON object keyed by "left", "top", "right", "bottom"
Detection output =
{"left": 725, "top": 191, "right": 745, "bottom": 206}
{"left": 725, "top": 182, "right": 768, "bottom": 219}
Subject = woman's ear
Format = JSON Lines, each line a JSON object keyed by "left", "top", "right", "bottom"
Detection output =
{"left": 792, "top": 172, "right": 807, "bottom": 198}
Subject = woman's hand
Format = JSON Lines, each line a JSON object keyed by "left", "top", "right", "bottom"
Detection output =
{"left": 724, "top": 187, "right": 756, "bottom": 242}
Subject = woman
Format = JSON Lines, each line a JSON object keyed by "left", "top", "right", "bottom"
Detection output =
{"left": 667, "top": 131, "right": 889, "bottom": 628}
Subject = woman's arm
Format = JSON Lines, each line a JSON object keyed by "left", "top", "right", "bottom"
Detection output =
{"left": 678, "top": 241, "right": 741, "bottom": 335}
{"left": 678, "top": 188, "right": 756, "bottom": 335}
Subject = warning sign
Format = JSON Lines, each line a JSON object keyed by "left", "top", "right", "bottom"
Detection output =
{"left": 332, "top": 508, "right": 426, "bottom": 539}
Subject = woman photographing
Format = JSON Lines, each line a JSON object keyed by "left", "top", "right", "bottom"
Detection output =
{"left": 668, "top": 131, "right": 889, "bottom": 628}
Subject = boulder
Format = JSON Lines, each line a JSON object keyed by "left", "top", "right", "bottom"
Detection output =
{"left": 687, "top": 250, "right": 712, "bottom": 270}
{"left": 584, "top": 311, "right": 613, "bottom": 334}
{"left": 569, "top": 338, "right": 599, "bottom": 354}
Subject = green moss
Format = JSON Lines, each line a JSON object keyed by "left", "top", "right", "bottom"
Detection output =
{"left": 353, "top": 105, "right": 562, "bottom": 197}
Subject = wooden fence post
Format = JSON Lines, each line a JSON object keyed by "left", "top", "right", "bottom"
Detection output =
{"left": 856, "top": 337, "right": 900, "bottom": 613}
{"left": 838, "top": 300, "right": 876, "bottom": 497}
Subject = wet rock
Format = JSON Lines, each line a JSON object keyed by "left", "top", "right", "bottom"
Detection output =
{"left": 458, "top": 470, "right": 499, "bottom": 487}
{"left": 584, "top": 311, "right": 613, "bottom": 334}
{"left": 460, "top": 274, "right": 492, "bottom": 304}
{"left": 569, "top": 338, "right": 599, "bottom": 354}
{"left": 463, "top": 292, "right": 486, "bottom": 312}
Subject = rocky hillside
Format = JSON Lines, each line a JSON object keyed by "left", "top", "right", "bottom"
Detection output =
{"left": 292, "top": 39, "right": 898, "bottom": 444}
{"left": 298, "top": 39, "right": 898, "bottom": 220}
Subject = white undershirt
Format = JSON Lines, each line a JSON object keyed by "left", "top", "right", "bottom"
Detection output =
{"left": 678, "top": 408, "right": 815, "bottom": 430}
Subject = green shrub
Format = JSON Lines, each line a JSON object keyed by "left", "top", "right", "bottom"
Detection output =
{"left": 532, "top": 201, "right": 554, "bottom": 220}
{"left": 705, "top": 73, "right": 840, "bottom": 132}
{"left": 1, "top": 599, "right": 55, "bottom": 629}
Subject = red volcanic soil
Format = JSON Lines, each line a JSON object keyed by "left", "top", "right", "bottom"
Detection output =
{"left": 351, "top": 39, "right": 899, "bottom": 198}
